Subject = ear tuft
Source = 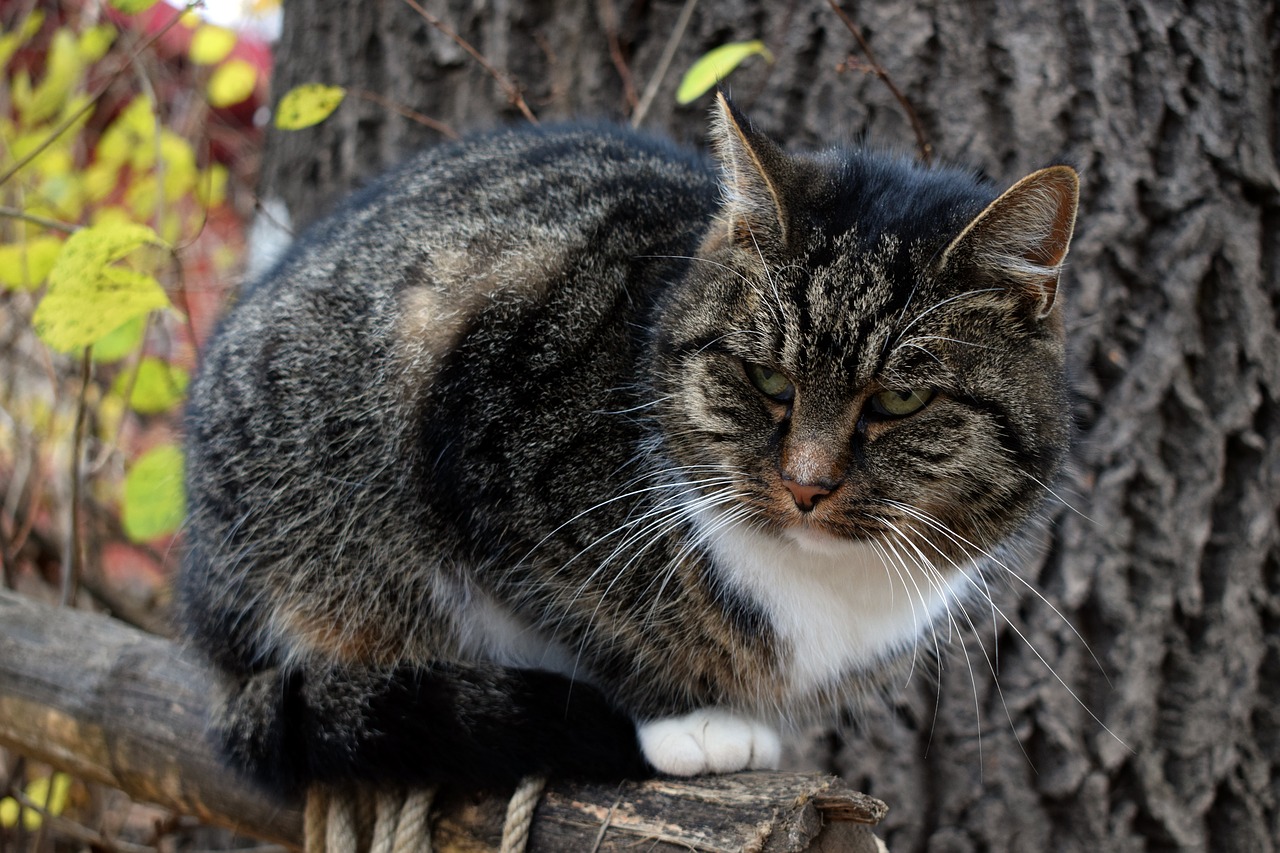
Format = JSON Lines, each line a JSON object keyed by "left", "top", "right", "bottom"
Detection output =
{"left": 709, "top": 91, "right": 790, "bottom": 247}
{"left": 940, "top": 165, "right": 1080, "bottom": 320}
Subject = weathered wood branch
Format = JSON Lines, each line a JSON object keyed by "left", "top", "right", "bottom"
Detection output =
{"left": 0, "top": 590, "right": 887, "bottom": 851}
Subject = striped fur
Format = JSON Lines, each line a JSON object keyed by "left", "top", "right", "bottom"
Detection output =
{"left": 179, "top": 95, "right": 1078, "bottom": 794}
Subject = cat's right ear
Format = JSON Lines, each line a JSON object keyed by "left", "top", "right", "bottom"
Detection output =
{"left": 710, "top": 91, "right": 791, "bottom": 248}
{"left": 939, "top": 165, "right": 1080, "bottom": 320}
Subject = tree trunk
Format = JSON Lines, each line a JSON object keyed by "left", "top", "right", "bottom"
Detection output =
{"left": 258, "top": 1, "right": 1280, "bottom": 850}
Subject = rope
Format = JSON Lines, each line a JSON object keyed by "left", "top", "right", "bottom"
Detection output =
{"left": 390, "top": 787, "right": 434, "bottom": 853}
{"left": 304, "top": 786, "right": 328, "bottom": 853}
{"left": 499, "top": 776, "right": 546, "bottom": 853}
{"left": 370, "top": 789, "right": 402, "bottom": 853}
{"left": 325, "top": 785, "right": 360, "bottom": 853}
{"left": 303, "top": 775, "right": 542, "bottom": 853}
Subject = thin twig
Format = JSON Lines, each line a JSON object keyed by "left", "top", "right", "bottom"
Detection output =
{"left": 0, "top": 206, "right": 78, "bottom": 234}
{"left": 11, "top": 789, "right": 157, "bottom": 853}
{"left": 598, "top": 0, "right": 639, "bottom": 112}
{"left": 825, "top": 0, "right": 932, "bottom": 164}
{"left": 631, "top": 0, "right": 698, "bottom": 128}
{"left": 352, "top": 89, "right": 459, "bottom": 139}
{"left": 396, "top": 0, "right": 538, "bottom": 123}
{"left": 588, "top": 794, "right": 622, "bottom": 853}
{"left": 0, "top": 2, "right": 201, "bottom": 188}
{"left": 60, "top": 348, "right": 92, "bottom": 607}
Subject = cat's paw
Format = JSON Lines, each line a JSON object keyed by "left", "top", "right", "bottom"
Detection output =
{"left": 637, "top": 709, "right": 781, "bottom": 776}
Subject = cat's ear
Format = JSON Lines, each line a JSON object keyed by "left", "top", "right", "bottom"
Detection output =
{"left": 940, "top": 165, "right": 1079, "bottom": 320}
{"left": 710, "top": 91, "right": 790, "bottom": 247}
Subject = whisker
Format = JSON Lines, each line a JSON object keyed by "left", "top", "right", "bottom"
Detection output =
{"left": 884, "top": 499, "right": 1112, "bottom": 688}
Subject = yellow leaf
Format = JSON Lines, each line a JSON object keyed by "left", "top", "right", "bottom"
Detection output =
{"left": 125, "top": 174, "right": 159, "bottom": 219}
{"left": 0, "top": 797, "right": 18, "bottom": 828}
{"left": 676, "top": 40, "right": 774, "bottom": 105}
{"left": 21, "top": 774, "right": 72, "bottom": 830}
{"left": 108, "top": 0, "right": 162, "bottom": 13}
{"left": 113, "top": 357, "right": 189, "bottom": 414}
{"left": 0, "top": 10, "right": 46, "bottom": 70}
{"left": 10, "top": 69, "right": 34, "bottom": 127}
{"left": 119, "top": 94, "right": 157, "bottom": 137}
{"left": 26, "top": 28, "right": 83, "bottom": 125}
{"left": 33, "top": 222, "right": 171, "bottom": 352}
{"left": 0, "top": 236, "right": 63, "bottom": 291}
{"left": 197, "top": 163, "right": 229, "bottom": 208}
{"left": 78, "top": 24, "right": 117, "bottom": 63}
{"left": 207, "top": 59, "right": 258, "bottom": 108}
{"left": 274, "top": 84, "right": 346, "bottom": 130}
{"left": 159, "top": 131, "right": 197, "bottom": 201}
{"left": 123, "top": 443, "right": 186, "bottom": 541}
{"left": 83, "top": 160, "right": 121, "bottom": 202}
{"left": 190, "top": 24, "right": 237, "bottom": 65}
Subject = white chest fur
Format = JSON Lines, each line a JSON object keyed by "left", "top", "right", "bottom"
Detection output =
{"left": 693, "top": 509, "right": 973, "bottom": 698}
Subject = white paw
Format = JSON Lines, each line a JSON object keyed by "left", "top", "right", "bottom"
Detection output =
{"left": 637, "top": 709, "right": 781, "bottom": 776}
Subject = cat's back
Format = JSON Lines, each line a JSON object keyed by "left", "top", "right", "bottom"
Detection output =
{"left": 181, "top": 123, "right": 720, "bottom": 671}
{"left": 198, "top": 123, "right": 718, "bottom": 414}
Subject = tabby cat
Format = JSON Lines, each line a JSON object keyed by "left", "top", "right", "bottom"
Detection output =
{"left": 179, "top": 93, "right": 1079, "bottom": 795}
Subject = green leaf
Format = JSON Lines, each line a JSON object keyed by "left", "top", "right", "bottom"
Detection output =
{"left": 90, "top": 315, "right": 147, "bottom": 363}
{"left": 0, "top": 235, "right": 63, "bottom": 291}
{"left": 122, "top": 443, "right": 186, "bottom": 541}
{"left": 189, "top": 24, "right": 237, "bottom": 65}
{"left": 274, "top": 83, "right": 346, "bottom": 130}
{"left": 207, "top": 58, "right": 258, "bottom": 107}
{"left": 33, "top": 222, "right": 170, "bottom": 352}
{"left": 676, "top": 40, "right": 774, "bottom": 105}
{"left": 113, "top": 357, "right": 189, "bottom": 414}
{"left": 108, "top": 0, "right": 162, "bottom": 13}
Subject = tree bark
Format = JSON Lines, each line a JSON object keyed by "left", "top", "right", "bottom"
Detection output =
{"left": 254, "top": 1, "right": 1280, "bottom": 850}
{"left": 0, "top": 590, "right": 887, "bottom": 852}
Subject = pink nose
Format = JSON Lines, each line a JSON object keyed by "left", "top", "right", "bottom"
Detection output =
{"left": 783, "top": 478, "right": 833, "bottom": 511}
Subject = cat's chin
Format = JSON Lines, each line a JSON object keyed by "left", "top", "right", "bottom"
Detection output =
{"left": 784, "top": 524, "right": 865, "bottom": 557}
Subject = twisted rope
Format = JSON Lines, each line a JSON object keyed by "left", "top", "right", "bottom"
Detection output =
{"left": 499, "top": 775, "right": 546, "bottom": 853}
{"left": 303, "top": 776, "right": 544, "bottom": 853}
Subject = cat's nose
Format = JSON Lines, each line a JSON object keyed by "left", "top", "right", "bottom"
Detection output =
{"left": 782, "top": 478, "right": 833, "bottom": 512}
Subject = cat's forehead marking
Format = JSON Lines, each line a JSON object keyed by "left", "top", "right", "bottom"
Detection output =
{"left": 758, "top": 231, "right": 917, "bottom": 386}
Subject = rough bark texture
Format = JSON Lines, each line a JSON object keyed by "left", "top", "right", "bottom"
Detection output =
{"left": 258, "top": 1, "right": 1280, "bottom": 850}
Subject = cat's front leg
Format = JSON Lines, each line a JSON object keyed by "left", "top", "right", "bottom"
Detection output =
{"left": 637, "top": 708, "right": 781, "bottom": 775}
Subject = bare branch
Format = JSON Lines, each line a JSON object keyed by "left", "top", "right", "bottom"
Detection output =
{"left": 0, "top": 590, "right": 887, "bottom": 851}
{"left": 396, "top": 0, "right": 539, "bottom": 124}
{"left": 825, "top": 0, "right": 932, "bottom": 164}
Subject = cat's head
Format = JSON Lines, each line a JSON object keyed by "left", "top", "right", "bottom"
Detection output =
{"left": 653, "top": 93, "right": 1078, "bottom": 566}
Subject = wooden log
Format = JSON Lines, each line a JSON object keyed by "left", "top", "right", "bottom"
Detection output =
{"left": 0, "top": 590, "right": 887, "bottom": 851}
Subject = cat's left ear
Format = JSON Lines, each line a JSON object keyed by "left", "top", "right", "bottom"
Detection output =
{"left": 939, "top": 165, "right": 1080, "bottom": 320}
{"left": 710, "top": 91, "right": 792, "bottom": 248}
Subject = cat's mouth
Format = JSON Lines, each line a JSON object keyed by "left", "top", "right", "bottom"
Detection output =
{"left": 777, "top": 497, "right": 888, "bottom": 545}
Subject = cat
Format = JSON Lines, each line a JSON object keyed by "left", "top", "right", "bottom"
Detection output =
{"left": 178, "top": 92, "right": 1078, "bottom": 797}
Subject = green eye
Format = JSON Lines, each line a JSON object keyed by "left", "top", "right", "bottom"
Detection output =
{"left": 869, "top": 387, "right": 935, "bottom": 418}
{"left": 745, "top": 363, "right": 794, "bottom": 402}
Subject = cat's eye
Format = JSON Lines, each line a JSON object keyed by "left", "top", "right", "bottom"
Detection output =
{"left": 745, "top": 362, "right": 795, "bottom": 402}
{"left": 868, "top": 387, "right": 935, "bottom": 418}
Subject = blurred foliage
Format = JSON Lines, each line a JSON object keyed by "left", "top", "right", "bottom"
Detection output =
{"left": 0, "top": 1, "right": 268, "bottom": 846}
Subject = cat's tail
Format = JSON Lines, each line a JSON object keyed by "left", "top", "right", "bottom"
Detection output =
{"left": 213, "top": 661, "right": 651, "bottom": 797}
